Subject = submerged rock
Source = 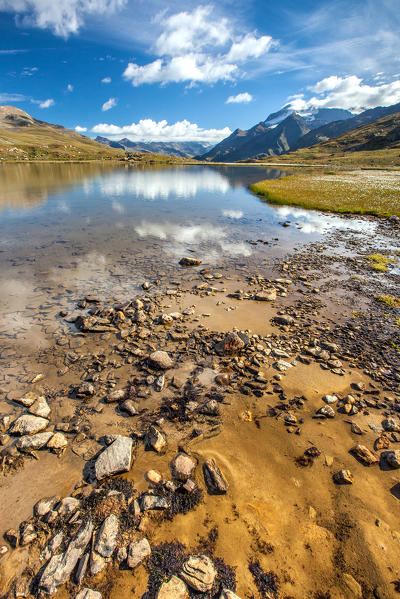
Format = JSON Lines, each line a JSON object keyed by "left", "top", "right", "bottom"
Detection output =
{"left": 203, "top": 458, "right": 228, "bottom": 494}
{"left": 95, "top": 436, "right": 133, "bottom": 480}
{"left": 180, "top": 555, "right": 217, "bottom": 592}
{"left": 179, "top": 257, "right": 202, "bottom": 267}
{"left": 170, "top": 453, "right": 196, "bottom": 481}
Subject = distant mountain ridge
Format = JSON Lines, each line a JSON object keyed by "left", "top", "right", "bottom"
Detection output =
{"left": 96, "top": 136, "right": 212, "bottom": 158}
{"left": 198, "top": 103, "right": 400, "bottom": 162}
{"left": 0, "top": 105, "right": 123, "bottom": 161}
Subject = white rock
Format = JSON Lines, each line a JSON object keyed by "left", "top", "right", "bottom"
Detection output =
{"left": 95, "top": 436, "right": 133, "bottom": 480}
{"left": 95, "top": 514, "right": 119, "bottom": 558}
{"left": 9, "top": 415, "right": 49, "bottom": 436}
{"left": 127, "top": 538, "right": 151, "bottom": 569}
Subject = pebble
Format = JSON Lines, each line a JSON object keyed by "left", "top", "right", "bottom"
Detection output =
{"left": 170, "top": 453, "right": 196, "bottom": 481}
{"left": 333, "top": 469, "right": 354, "bottom": 484}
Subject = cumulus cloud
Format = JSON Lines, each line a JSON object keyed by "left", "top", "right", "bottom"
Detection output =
{"left": 226, "top": 92, "right": 253, "bottom": 104}
{"left": 30, "top": 97, "right": 54, "bottom": 108}
{"left": 0, "top": 92, "right": 27, "bottom": 102}
{"left": 123, "top": 5, "right": 276, "bottom": 87}
{"left": 288, "top": 75, "right": 400, "bottom": 113}
{"left": 75, "top": 125, "right": 87, "bottom": 132}
{"left": 0, "top": 0, "right": 127, "bottom": 38}
{"left": 102, "top": 97, "right": 117, "bottom": 111}
{"left": 101, "top": 76, "right": 111, "bottom": 83}
{"left": 91, "top": 118, "right": 231, "bottom": 142}
{"left": 67, "top": 83, "right": 73, "bottom": 92}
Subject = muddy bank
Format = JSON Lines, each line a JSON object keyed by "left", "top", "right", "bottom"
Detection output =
{"left": 0, "top": 217, "right": 399, "bottom": 599}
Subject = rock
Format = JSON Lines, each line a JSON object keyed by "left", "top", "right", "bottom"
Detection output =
{"left": 28, "top": 397, "right": 50, "bottom": 419}
{"left": 323, "top": 395, "right": 338, "bottom": 404}
{"left": 382, "top": 450, "right": 400, "bottom": 469}
{"left": 127, "top": 538, "right": 151, "bottom": 569}
{"left": 14, "top": 576, "right": 30, "bottom": 598}
{"left": 254, "top": 290, "right": 276, "bottom": 301}
{"left": 155, "top": 375, "right": 165, "bottom": 392}
{"left": 316, "top": 405, "right": 335, "bottom": 418}
{"left": 179, "top": 257, "right": 202, "bottom": 267}
{"left": 39, "top": 521, "right": 93, "bottom": 594}
{"left": 16, "top": 431, "right": 53, "bottom": 452}
{"left": 374, "top": 436, "right": 390, "bottom": 451}
{"left": 157, "top": 576, "right": 189, "bottom": 599}
{"left": 333, "top": 470, "right": 354, "bottom": 485}
{"left": 75, "top": 553, "right": 89, "bottom": 585}
{"left": 116, "top": 545, "right": 127, "bottom": 563}
{"left": 20, "top": 523, "right": 37, "bottom": 546}
{"left": 141, "top": 495, "right": 170, "bottom": 511}
{"left": 90, "top": 549, "right": 106, "bottom": 575}
{"left": 119, "top": 400, "right": 138, "bottom": 416}
{"left": 9, "top": 415, "right": 49, "bottom": 436}
{"left": 215, "top": 373, "right": 230, "bottom": 386}
{"left": 382, "top": 418, "right": 399, "bottom": 432}
{"left": 105, "top": 389, "right": 127, "bottom": 403}
{"left": 14, "top": 392, "right": 37, "bottom": 407}
{"left": 273, "top": 315, "right": 294, "bottom": 326}
{"left": 47, "top": 432, "right": 68, "bottom": 450}
{"left": 95, "top": 436, "right": 133, "bottom": 480}
{"left": 4, "top": 529, "right": 19, "bottom": 548}
{"left": 77, "top": 382, "right": 95, "bottom": 397}
{"left": 149, "top": 351, "right": 174, "bottom": 370}
{"left": 95, "top": 514, "right": 119, "bottom": 558}
{"left": 34, "top": 496, "right": 59, "bottom": 518}
{"left": 220, "top": 590, "right": 243, "bottom": 599}
{"left": 351, "top": 423, "right": 363, "bottom": 435}
{"left": 274, "top": 359, "right": 293, "bottom": 372}
{"left": 0, "top": 546, "right": 8, "bottom": 556}
{"left": 146, "top": 426, "right": 166, "bottom": 453}
{"left": 146, "top": 470, "right": 162, "bottom": 484}
{"left": 215, "top": 332, "right": 246, "bottom": 355}
{"left": 41, "top": 532, "right": 64, "bottom": 561}
{"left": 203, "top": 458, "right": 228, "bottom": 494}
{"left": 170, "top": 453, "right": 196, "bottom": 481}
{"left": 180, "top": 555, "right": 217, "bottom": 592}
{"left": 351, "top": 445, "right": 378, "bottom": 466}
{"left": 75, "top": 588, "right": 102, "bottom": 599}
{"left": 342, "top": 573, "right": 362, "bottom": 598}
{"left": 57, "top": 496, "right": 80, "bottom": 516}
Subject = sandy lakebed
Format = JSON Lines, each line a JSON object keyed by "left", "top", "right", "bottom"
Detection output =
{"left": 0, "top": 163, "right": 399, "bottom": 599}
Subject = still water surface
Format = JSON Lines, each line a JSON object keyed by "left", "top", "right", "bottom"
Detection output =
{"left": 0, "top": 162, "right": 376, "bottom": 355}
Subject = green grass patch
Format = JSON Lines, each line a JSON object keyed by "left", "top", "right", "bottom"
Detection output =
{"left": 250, "top": 170, "right": 400, "bottom": 217}
{"left": 376, "top": 294, "right": 400, "bottom": 308}
{"left": 367, "top": 254, "right": 396, "bottom": 272}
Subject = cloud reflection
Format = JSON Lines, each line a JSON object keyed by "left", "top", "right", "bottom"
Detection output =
{"left": 275, "top": 206, "right": 377, "bottom": 234}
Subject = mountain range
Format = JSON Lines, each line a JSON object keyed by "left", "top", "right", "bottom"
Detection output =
{"left": 95, "top": 136, "right": 212, "bottom": 158}
{"left": 198, "top": 103, "right": 400, "bottom": 162}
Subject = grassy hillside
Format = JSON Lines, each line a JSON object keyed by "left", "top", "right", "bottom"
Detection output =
{"left": 257, "top": 113, "right": 400, "bottom": 168}
{"left": 0, "top": 105, "right": 124, "bottom": 161}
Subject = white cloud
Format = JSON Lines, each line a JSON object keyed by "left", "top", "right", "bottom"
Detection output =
{"left": 75, "top": 125, "right": 87, "bottom": 132}
{"left": 67, "top": 83, "right": 73, "bottom": 92}
{"left": 91, "top": 118, "right": 231, "bottom": 142}
{"left": 38, "top": 98, "right": 54, "bottom": 108}
{"left": 288, "top": 75, "right": 400, "bottom": 113}
{"left": 0, "top": 0, "right": 127, "bottom": 38}
{"left": 226, "top": 92, "right": 253, "bottom": 104}
{"left": 123, "top": 5, "right": 276, "bottom": 87}
{"left": 0, "top": 92, "right": 27, "bottom": 102}
{"left": 101, "top": 76, "right": 111, "bottom": 83}
{"left": 21, "top": 66, "right": 38, "bottom": 76}
{"left": 102, "top": 97, "right": 117, "bottom": 111}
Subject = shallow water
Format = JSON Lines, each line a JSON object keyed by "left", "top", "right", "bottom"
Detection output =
{"left": 0, "top": 162, "right": 377, "bottom": 354}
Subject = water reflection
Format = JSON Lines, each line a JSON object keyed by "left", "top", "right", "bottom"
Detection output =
{"left": 274, "top": 205, "right": 377, "bottom": 234}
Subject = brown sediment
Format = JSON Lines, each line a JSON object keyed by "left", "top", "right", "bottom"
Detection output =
{"left": 0, "top": 217, "right": 399, "bottom": 599}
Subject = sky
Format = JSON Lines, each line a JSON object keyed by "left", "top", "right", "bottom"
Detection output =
{"left": 0, "top": 0, "right": 399, "bottom": 143}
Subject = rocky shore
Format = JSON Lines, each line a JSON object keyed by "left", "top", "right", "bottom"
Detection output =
{"left": 0, "top": 216, "right": 399, "bottom": 598}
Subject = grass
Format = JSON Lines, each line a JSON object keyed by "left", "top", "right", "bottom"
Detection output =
{"left": 367, "top": 254, "right": 396, "bottom": 272}
{"left": 376, "top": 294, "right": 400, "bottom": 308}
{"left": 250, "top": 170, "right": 400, "bottom": 217}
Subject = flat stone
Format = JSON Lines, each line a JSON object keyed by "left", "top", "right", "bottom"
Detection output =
{"left": 57, "top": 496, "right": 80, "bottom": 516}
{"left": 94, "top": 514, "right": 119, "bottom": 558}
{"left": 28, "top": 397, "right": 50, "bottom": 419}
{"left": 14, "top": 392, "right": 37, "bottom": 407}
{"left": 215, "top": 332, "right": 246, "bottom": 355}
{"left": 120, "top": 400, "right": 138, "bottom": 416}
{"left": 90, "top": 549, "right": 106, "bottom": 575}
{"left": 323, "top": 395, "right": 338, "bottom": 404}
{"left": 316, "top": 405, "right": 335, "bottom": 419}
{"left": 203, "top": 458, "right": 228, "bottom": 495}
{"left": 39, "top": 521, "right": 93, "bottom": 594}
{"left": 149, "top": 351, "right": 174, "bottom": 370}
{"left": 95, "top": 436, "right": 133, "bottom": 480}
{"left": 157, "top": 576, "right": 189, "bottom": 599}
{"left": 47, "top": 432, "right": 68, "bottom": 450}
{"left": 180, "top": 555, "right": 217, "bottom": 592}
{"left": 16, "top": 431, "right": 53, "bottom": 452}
{"left": 179, "top": 257, "right": 201, "bottom": 267}
{"left": 342, "top": 574, "right": 362, "bottom": 598}
{"left": 105, "top": 389, "right": 126, "bottom": 403}
{"left": 333, "top": 469, "right": 354, "bottom": 484}
{"left": 127, "top": 538, "right": 151, "bottom": 569}
{"left": 254, "top": 290, "right": 277, "bottom": 302}
{"left": 273, "top": 315, "right": 294, "bottom": 326}
{"left": 170, "top": 453, "right": 196, "bottom": 481}
{"left": 9, "top": 415, "right": 49, "bottom": 436}
{"left": 75, "top": 588, "right": 102, "bottom": 599}
{"left": 141, "top": 495, "right": 170, "bottom": 511}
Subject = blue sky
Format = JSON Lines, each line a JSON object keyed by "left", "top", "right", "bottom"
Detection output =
{"left": 0, "top": 0, "right": 399, "bottom": 142}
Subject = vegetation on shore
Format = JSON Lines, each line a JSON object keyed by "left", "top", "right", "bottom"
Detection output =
{"left": 250, "top": 170, "right": 400, "bottom": 217}
{"left": 367, "top": 254, "right": 397, "bottom": 272}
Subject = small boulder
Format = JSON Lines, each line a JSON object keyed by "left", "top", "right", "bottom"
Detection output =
{"left": 333, "top": 469, "right": 354, "bottom": 485}
{"left": 127, "top": 538, "right": 151, "bottom": 569}
{"left": 170, "top": 453, "right": 196, "bottom": 481}
{"left": 16, "top": 431, "right": 53, "bottom": 452}
{"left": 94, "top": 514, "right": 119, "bottom": 558}
{"left": 157, "top": 576, "right": 189, "bottom": 599}
{"left": 382, "top": 450, "right": 400, "bottom": 469}
{"left": 203, "top": 458, "right": 228, "bottom": 495}
{"left": 179, "top": 257, "right": 201, "bottom": 267}
{"left": 180, "top": 555, "right": 217, "bottom": 592}
{"left": 28, "top": 397, "right": 50, "bottom": 419}
{"left": 120, "top": 400, "right": 139, "bottom": 416}
{"left": 315, "top": 405, "right": 335, "bottom": 419}
{"left": 351, "top": 445, "right": 378, "bottom": 466}
{"left": 149, "top": 351, "right": 174, "bottom": 370}
{"left": 215, "top": 332, "right": 246, "bottom": 355}
{"left": 34, "top": 496, "right": 59, "bottom": 518}
{"left": 95, "top": 436, "right": 133, "bottom": 480}
{"left": 146, "top": 426, "right": 166, "bottom": 453}
{"left": 75, "top": 588, "right": 102, "bottom": 599}
{"left": 9, "top": 415, "right": 49, "bottom": 436}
